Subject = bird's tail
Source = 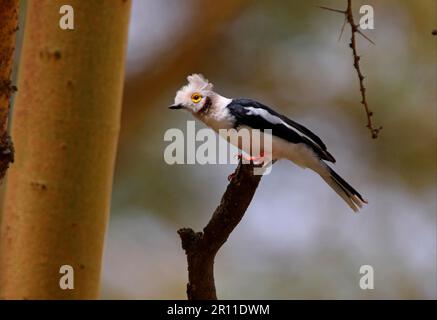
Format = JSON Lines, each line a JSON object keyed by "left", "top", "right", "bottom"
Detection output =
{"left": 318, "top": 165, "right": 367, "bottom": 213}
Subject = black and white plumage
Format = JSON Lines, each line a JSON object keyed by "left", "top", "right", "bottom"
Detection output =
{"left": 226, "top": 98, "right": 336, "bottom": 163}
{"left": 170, "top": 74, "right": 367, "bottom": 212}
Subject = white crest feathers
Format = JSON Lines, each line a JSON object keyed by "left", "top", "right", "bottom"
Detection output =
{"left": 187, "top": 74, "right": 213, "bottom": 91}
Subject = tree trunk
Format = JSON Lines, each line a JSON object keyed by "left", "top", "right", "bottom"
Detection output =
{"left": 0, "top": 0, "right": 19, "bottom": 181}
{"left": 0, "top": 0, "right": 131, "bottom": 299}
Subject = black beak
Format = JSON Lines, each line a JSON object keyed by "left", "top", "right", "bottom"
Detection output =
{"left": 169, "top": 104, "right": 183, "bottom": 110}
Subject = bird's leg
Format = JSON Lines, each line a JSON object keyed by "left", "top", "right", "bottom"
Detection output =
{"left": 227, "top": 172, "right": 236, "bottom": 181}
{"left": 228, "top": 154, "right": 242, "bottom": 181}
{"left": 228, "top": 155, "right": 243, "bottom": 181}
{"left": 228, "top": 153, "right": 267, "bottom": 181}
{"left": 241, "top": 151, "right": 266, "bottom": 165}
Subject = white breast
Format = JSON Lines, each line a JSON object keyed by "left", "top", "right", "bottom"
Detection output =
{"left": 226, "top": 125, "right": 321, "bottom": 170}
{"left": 196, "top": 94, "right": 234, "bottom": 131}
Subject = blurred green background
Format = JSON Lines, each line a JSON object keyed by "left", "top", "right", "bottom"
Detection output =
{"left": 14, "top": 0, "right": 437, "bottom": 299}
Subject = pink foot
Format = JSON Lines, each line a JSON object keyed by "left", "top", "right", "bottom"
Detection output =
{"left": 240, "top": 152, "right": 266, "bottom": 165}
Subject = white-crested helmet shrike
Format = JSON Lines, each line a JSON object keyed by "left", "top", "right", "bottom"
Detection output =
{"left": 170, "top": 74, "right": 367, "bottom": 212}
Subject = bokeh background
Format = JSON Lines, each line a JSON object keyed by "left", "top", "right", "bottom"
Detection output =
{"left": 13, "top": 0, "right": 437, "bottom": 299}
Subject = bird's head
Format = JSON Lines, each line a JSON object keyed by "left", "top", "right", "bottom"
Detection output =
{"left": 170, "top": 74, "right": 214, "bottom": 114}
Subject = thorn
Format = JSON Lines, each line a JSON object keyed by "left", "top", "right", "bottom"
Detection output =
{"left": 356, "top": 29, "right": 375, "bottom": 45}
{"left": 317, "top": 6, "right": 346, "bottom": 14}
{"left": 338, "top": 16, "right": 347, "bottom": 42}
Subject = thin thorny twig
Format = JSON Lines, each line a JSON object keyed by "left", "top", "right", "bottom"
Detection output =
{"left": 319, "top": 0, "right": 382, "bottom": 139}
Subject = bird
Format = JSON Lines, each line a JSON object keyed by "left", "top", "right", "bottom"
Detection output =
{"left": 169, "top": 74, "right": 367, "bottom": 212}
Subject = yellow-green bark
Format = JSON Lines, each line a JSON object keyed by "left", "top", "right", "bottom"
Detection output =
{"left": 0, "top": 0, "right": 131, "bottom": 299}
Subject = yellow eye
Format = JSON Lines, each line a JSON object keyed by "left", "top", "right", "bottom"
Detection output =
{"left": 191, "top": 93, "right": 202, "bottom": 103}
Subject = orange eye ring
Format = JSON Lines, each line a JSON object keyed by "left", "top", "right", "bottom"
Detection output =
{"left": 191, "top": 93, "right": 202, "bottom": 103}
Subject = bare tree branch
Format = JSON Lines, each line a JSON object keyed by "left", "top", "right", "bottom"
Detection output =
{"left": 0, "top": 0, "right": 19, "bottom": 181}
{"left": 320, "top": 0, "right": 382, "bottom": 139}
{"left": 178, "top": 161, "right": 263, "bottom": 300}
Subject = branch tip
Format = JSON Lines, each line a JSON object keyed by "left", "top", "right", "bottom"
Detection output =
{"left": 178, "top": 161, "right": 265, "bottom": 299}
{"left": 320, "top": 0, "right": 381, "bottom": 138}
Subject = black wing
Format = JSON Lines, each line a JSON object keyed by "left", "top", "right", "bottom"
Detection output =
{"left": 227, "top": 98, "right": 336, "bottom": 163}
